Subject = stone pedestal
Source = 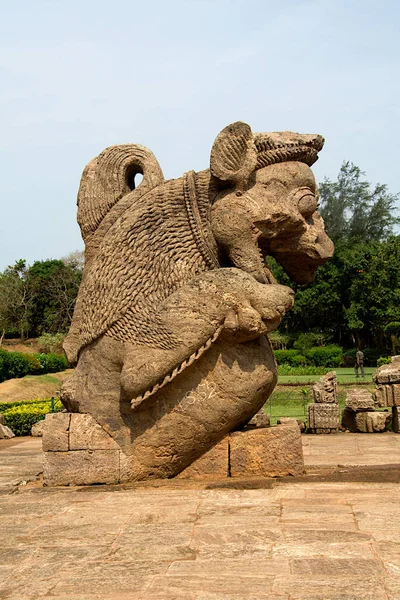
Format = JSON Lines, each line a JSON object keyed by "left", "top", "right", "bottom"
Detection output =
{"left": 43, "top": 414, "right": 304, "bottom": 485}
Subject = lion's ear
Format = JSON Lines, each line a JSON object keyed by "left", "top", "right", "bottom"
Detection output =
{"left": 210, "top": 122, "right": 257, "bottom": 189}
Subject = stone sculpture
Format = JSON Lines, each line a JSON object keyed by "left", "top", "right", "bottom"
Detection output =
{"left": 59, "top": 121, "right": 333, "bottom": 481}
{"left": 308, "top": 372, "right": 340, "bottom": 433}
{"left": 374, "top": 356, "right": 400, "bottom": 433}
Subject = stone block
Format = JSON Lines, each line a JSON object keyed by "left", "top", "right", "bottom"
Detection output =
{"left": 374, "top": 355, "right": 400, "bottom": 384}
{"left": 31, "top": 420, "right": 45, "bottom": 437}
{"left": 345, "top": 388, "right": 375, "bottom": 412}
{"left": 69, "top": 413, "right": 119, "bottom": 450}
{"left": 43, "top": 449, "right": 120, "bottom": 486}
{"left": 277, "top": 417, "right": 306, "bottom": 433}
{"left": 375, "top": 385, "right": 391, "bottom": 407}
{"left": 0, "top": 414, "right": 4, "bottom": 425}
{"left": 246, "top": 411, "right": 270, "bottom": 429}
{"left": 0, "top": 423, "right": 15, "bottom": 439}
{"left": 355, "top": 411, "right": 391, "bottom": 433}
{"left": 229, "top": 424, "right": 304, "bottom": 478}
{"left": 392, "top": 407, "right": 400, "bottom": 433}
{"left": 42, "top": 413, "right": 71, "bottom": 451}
{"left": 308, "top": 403, "right": 339, "bottom": 433}
{"left": 177, "top": 437, "right": 229, "bottom": 479}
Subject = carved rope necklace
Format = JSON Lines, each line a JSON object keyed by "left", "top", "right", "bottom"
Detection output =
{"left": 183, "top": 170, "right": 220, "bottom": 270}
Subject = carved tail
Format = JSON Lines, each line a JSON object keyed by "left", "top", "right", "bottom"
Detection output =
{"left": 64, "top": 144, "right": 164, "bottom": 364}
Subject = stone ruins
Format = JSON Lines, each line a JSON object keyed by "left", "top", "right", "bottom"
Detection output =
{"left": 374, "top": 355, "right": 400, "bottom": 433}
{"left": 43, "top": 121, "right": 334, "bottom": 484}
{"left": 308, "top": 371, "right": 340, "bottom": 433}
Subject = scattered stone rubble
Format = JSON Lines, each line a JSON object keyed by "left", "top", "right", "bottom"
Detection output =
{"left": 308, "top": 371, "right": 339, "bottom": 433}
{"left": 374, "top": 355, "right": 400, "bottom": 433}
{"left": 340, "top": 388, "right": 390, "bottom": 432}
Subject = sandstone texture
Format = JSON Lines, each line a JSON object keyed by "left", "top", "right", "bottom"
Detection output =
{"left": 312, "top": 371, "right": 338, "bottom": 403}
{"left": 229, "top": 424, "right": 304, "bottom": 478}
{"left": 56, "top": 121, "right": 333, "bottom": 482}
{"left": 176, "top": 438, "right": 229, "bottom": 480}
{"left": 43, "top": 415, "right": 305, "bottom": 485}
{"left": 0, "top": 423, "right": 15, "bottom": 439}
{"left": 31, "top": 420, "right": 45, "bottom": 437}
{"left": 277, "top": 417, "right": 306, "bottom": 432}
{"left": 345, "top": 388, "right": 375, "bottom": 412}
{"left": 308, "top": 403, "right": 340, "bottom": 433}
{"left": 355, "top": 411, "right": 392, "bottom": 433}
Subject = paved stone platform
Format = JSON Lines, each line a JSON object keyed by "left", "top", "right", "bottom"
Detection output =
{"left": 1, "top": 435, "right": 400, "bottom": 599}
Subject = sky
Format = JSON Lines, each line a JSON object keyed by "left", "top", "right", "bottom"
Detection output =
{"left": 1, "top": 0, "right": 399, "bottom": 270}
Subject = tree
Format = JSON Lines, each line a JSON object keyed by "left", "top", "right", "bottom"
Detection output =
{"left": 319, "top": 162, "right": 400, "bottom": 243}
{"left": 26, "top": 259, "right": 82, "bottom": 335}
{"left": 0, "top": 260, "right": 32, "bottom": 342}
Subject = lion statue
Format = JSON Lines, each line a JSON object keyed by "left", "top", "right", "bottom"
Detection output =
{"left": 61, "top": 121, "right": 334, "bottom": 480}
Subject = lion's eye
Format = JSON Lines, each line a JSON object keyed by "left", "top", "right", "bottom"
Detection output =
{"left": 294, "top": 188, "right": 319, "bottom": 218}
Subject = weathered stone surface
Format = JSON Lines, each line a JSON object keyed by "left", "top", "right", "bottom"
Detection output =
{"left": 246, "top": 410, "right": 270, "bottom": 429}
{"left": 345, "top": 388, "right": 375, "bottom": 412}
{"left": 375, "top": 383, "right": 400, "bottom": 408}
{"left": 374, "top": 355, "right": 400, "bottom": 384}
{"left": 43, "top": 449, "right": 120, "bottom": 486}
{"left": 0, "top": 423, "right": 15, "bottom": 439}
{"left": 312, "top": 371, "right": 338, "bottom": 403}
{"left": 277, "top": 417, "right": 306, "bottom": 432}
{"left": 57, "top": 121, "right": 333, "bottom": 482}
{"left": 393, "top": 406, "right": 400, "bottom": 433}
{"left": 31, "top": 420, "right": 45, "bottom": 437}
{"left": 69, "top": 413, "right": 119, "bottom": 450}
{"left": 176, "top": 438, "right": 229, "bottom": 480}
{"left": 308, "top": 403, "right": 339, "bottom": 433}
{"left": 42, "top": 413, "right": 70, "bottom": 452}
{"left": 229, "top": 424, "right": 304, "bottom": 477}
{"left": 0, "top": 413, "right": 4, "bottom": 425}
{"left": 355, "top": 411, "right": 392, "bottom": 433}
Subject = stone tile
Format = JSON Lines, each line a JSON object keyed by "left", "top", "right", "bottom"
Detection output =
{"left": 167, "top": 557, "right": 290, "bottom": 576}
{"left": 147, "top": 574, "right": 277, "bottom": 596}
{"left": 290, "top": 557, "right": 381, "bottom": 576}
{"left": 109, "top": 523, "right": 194, "bottom": 561}
{"left": 273, "top": 574, "right": 387, "bottom": 599}
{"left": 52, "top": 561, "right": 168, "bottom": 596}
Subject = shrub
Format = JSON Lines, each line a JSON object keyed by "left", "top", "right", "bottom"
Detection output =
{"left": 306, "top": 345, "right": 343, "bottom": 368}
{"left": 377, "top": 356, "right": 391, "bottom": 367}
{"left": 274, "top": 349, "right": 307, "bottom": 366}
{"left": 1, "top": 398, "right": 63, "bottom": 436}
{"left": 37, "top": 333, "right": 65, "bottom": 354}
{"left": 37, "top": 353, "right": 69, "bottom": 373}
{"left": 0, "top": 349, "right": 31, "bottom": 382}
{"left": 0, "top": 349, "right": 69, "bottom": 382}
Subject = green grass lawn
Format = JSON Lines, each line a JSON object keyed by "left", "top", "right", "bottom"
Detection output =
{"left": 278, "top": 367, "right": 376, "bottom": 385}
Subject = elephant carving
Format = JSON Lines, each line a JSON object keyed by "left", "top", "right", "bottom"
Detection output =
{"left": 61, "top": 121, "right": 334, "bottom": 480}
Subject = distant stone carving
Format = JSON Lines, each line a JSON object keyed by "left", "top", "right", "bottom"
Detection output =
{"left": 308, "top": 372, "right": 339, "bottom": 433}
{"left": 57, "top": 122, "right": 333, "bottom": 482}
